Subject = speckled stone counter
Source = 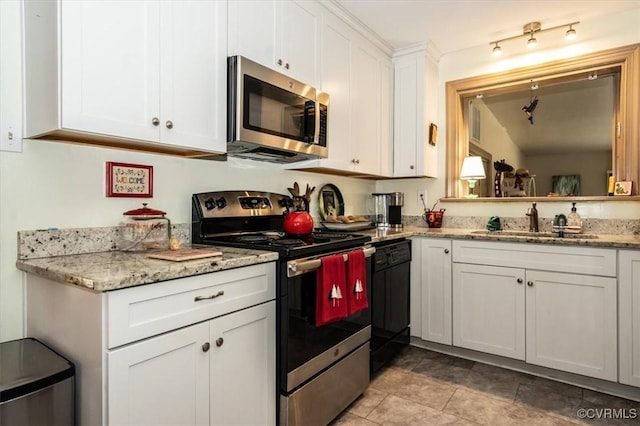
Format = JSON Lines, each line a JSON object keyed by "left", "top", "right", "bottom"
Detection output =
{"left": 16, "top": 245, "right": 278, "bottom": 292}
{"left": 359, "top": 226, "right": 640, "bottom": 249}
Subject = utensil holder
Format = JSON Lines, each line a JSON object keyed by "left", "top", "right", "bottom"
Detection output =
{"left": 423, "top": 209, "right": 445, "bottom": 228}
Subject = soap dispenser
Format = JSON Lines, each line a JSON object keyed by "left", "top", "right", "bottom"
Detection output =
{"left": 567, "top": 202, "right": 582, "bottom": 231}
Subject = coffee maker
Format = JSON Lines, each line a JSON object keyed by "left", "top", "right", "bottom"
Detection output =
{"left": 372, "top": 192, "right": 404, "bottom": 229}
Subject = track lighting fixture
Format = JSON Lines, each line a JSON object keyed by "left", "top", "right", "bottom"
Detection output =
{"left": 492, "top": 42, "right": 503, "bottom": 56}
{"left": 489, "top": 21, "right": 580, "bottom": 56}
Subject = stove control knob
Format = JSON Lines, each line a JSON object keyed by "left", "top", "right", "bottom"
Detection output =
{"left": 216, "top": 197, "right": 227, "bottom": 209}
{"left": 204, "top": 198, "right": 215, "bottom": 210}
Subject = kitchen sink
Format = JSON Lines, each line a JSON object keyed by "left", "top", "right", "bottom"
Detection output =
{"left": 470, "top": 230, "right": 599, "bottom": 239}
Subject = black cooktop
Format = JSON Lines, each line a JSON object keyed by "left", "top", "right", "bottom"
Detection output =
{"left": 199, "top": 229, "right": 371, "bottom": 259}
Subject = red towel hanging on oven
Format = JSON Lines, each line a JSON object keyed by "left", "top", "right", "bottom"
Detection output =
{"left": 346, "top": 249, "right": 368, "bottom": 315}
{"left": 315, "top": 254, "right": 348, "bottom": 326}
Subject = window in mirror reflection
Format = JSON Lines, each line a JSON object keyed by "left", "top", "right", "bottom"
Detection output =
{"left": 466, "top": 72, "right": 617, "bottom": 197}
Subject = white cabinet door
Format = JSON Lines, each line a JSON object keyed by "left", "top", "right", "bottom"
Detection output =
{"left": 278, "top": 0, "right": 320, "bottom": 85}
{"left": 619, "top": 250, "right": 640, "bottom": 387}
{"left": 210, "top": 301, "right": 276, "bottom": 426}
{"left": 618, "top": 250, "right": 640, "bottom": 386}
{"left": 61, "top": 0, "right": 160, "bottom": 142}
{"left": 392, "top": 48, "right": 438, "bottom": 177}
{"left": 453, "top": 263, "right": 526, "bottom": 360}
{"left": 317, "top": 14, "right": 354, "bottom": 172}
{"left": 228, "top": 0, "right": 319, "bottom": 85}
{"left": 228, "top": 0, "right": 277, "bottom": 71}
{"left": 420, "top": 239, "right": 452, "bottom": 345}
{"left": 351, "top": 43, "right": 381, "bottom": 175}
{"left": 526, "top": 270, "right": 617, "bottom": 381}
{"left": 159, "top": 0, "right": 227, "bottom": 152}
{"left": 108, "top": 322, "right": 210, "bottom": 426}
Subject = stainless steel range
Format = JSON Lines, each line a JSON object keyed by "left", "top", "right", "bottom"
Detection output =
{"left": 192, "top": 191, "right": 374, "bottom": 425}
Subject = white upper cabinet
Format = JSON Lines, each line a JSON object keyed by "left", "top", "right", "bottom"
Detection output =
{"left": 23, "top": 0, "right": 227, "bottom": 155}
{"left": 290, "top": 11, "right": 393, "bottom": 177}
{"left": 228, "top": 0, "right": 321, "bottom": 85}
{"left": 393, "top": 46, "right": 438, "bottom": 177}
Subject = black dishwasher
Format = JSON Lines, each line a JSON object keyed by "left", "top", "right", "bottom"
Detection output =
{"left": 370, "top": 239, "right": 411, "bottom": 373}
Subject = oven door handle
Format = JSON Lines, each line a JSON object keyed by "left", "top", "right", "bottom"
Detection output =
{"left": 287, "top": 246, "right": 376, "bottom": 277}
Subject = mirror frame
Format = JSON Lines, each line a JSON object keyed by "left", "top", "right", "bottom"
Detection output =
{"left": 446, "top": 44, "right": 640, "bottom": 199}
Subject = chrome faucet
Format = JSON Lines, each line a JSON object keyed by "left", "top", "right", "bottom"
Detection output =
{"left": 526, "top": 202, "right": 539, "bottom": 232}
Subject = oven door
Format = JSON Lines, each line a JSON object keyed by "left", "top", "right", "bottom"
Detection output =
{"left": 281, "top": 246, "right": 374, "bottom": 393}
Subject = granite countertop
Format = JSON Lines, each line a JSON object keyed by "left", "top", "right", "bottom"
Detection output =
{"left": 360, "top": 226, "right": 640, "bottom": 249}
{"left": 16, "top": 245, "right": 279, "bottom": 292}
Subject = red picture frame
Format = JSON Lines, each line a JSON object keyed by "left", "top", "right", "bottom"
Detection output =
{"left": 106, "top": 162, "right": 153, "bottom": 198}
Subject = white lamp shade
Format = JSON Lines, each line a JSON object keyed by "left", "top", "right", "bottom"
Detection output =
{"left": 460, "top": 156, "right": 486, "bottom": 180}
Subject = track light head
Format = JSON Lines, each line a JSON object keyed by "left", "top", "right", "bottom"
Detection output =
{"left": 492, "top": 43, "right": 503, "bottom": 56}
{"left": 527, "top": 35, "right": 538, "bottom": 48}
{"left": 565, "top": 25, "right": 577, "bottom": 40}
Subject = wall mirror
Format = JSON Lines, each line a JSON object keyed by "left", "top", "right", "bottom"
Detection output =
{"left": 445, "top": 44, "right": 639, "bottom": 199}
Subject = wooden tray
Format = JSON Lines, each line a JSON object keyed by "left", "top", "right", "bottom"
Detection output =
{"left": 148, "top": 248, "right": 223, "bottom": 262}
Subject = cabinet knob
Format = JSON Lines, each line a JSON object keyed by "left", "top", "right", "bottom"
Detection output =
{"left": 351, "top": 159, "right": 356, "bottom": 164}
{"left": 277, "top": 59, "right": 283, "bottom": 66}
{"left": 165, "top": 120, "right": 174, "bottom": 129}
{"left": 285, "top": 63, "right": 290, "bottom": 69}
{"left": 517, "top": 278, "right": 523, "bottom": 284}
{"left": 151, "top": 117, "right": 160, "bottom": 126}
{"left": 202, "top": 342, "right": 210, "bottom": 352}
{"left": 215, "top": 337, "right": 224, "bottom": 347}
{"left": 527, "top": 281, "right": 533, "bottom": 287}
{"left": 355, "top": 159, "right": 360, "bottom": 164}
{"left": 410, "top": 165, "right": 415, "bottom": 170}
{"left": 444, "top": 249, "right": 450, "bottom": 254}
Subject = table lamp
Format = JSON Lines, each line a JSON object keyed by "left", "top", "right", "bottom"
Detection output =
{"left": 460, "top": 156, "right": 486, "bottom": 198}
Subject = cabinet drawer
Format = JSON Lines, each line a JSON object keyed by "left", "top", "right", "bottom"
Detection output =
{"left": 452, "top": 240, "right": 616, "bottom": 277}
{"left": 107, "top": 263, "right": 275, "bottom": 348}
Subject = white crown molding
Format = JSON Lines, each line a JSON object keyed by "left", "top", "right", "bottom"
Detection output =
{"left": 321, "top": 0, "right": 394, "bottom": 56}
{"left": 392, "top": 41, "right": 443, "bottom": 63}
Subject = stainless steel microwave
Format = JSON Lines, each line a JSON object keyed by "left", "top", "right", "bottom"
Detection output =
{"left": 227, "top": 56, "right": 328, "bottom": 163}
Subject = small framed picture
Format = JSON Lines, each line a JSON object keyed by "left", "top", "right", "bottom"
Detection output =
{"left": 106, "top": 162, "right": 153, "bottom": 198}
{"left": 614, "top": 180, "right": 632, "bottom": 196}
{"left": 429, "top": 123, "right": 438, "bottom": 146}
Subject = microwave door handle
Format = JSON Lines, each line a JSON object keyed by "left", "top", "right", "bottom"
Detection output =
{"left": 313, "top": 99, "right": 320, "bottom": 145}
{"left": 303, "top": 100, "right": 315, "bottom": 144}
{"left": 287, "top": 246, "right": 376, "bottom": 277}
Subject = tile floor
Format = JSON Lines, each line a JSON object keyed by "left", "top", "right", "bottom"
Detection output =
{"left": 332, "top": 346, "right": 640, "bottom": 425}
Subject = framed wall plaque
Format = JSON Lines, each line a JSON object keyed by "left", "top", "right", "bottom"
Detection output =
{"left": 106, "top": 162, "right": 153, "bottom": 198}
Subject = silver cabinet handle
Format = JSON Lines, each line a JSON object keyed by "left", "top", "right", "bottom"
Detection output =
{"left": 527, "top": 281, "right": 533, "bottom": 287}
{"left": 277, "top": 59, "right": 283, "bottom": 66}
{"left": 215, "top": 338, "right": 224, "bottom": 347}
{"left": 285, "top": 63, "right": 290, "bottom": 69}
{"left": 202, "top": 342, "right": 210, "bottom": 352}
{"left": 517, "top": 278, "right": 523, "bottom": 284}
{"left": 165, "top": 120, "right": 173, "bottom": 129}
{"left": 151, "top": 117, "right": 160, "bottom": 126}
{"left": 194, "top": 290, "right": 224, "bottom": 302}
{"left": 444, "top": 249, "right": 450, "bottom": 254}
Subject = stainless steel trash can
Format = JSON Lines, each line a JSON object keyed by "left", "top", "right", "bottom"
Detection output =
{"left": 0, "top": 338, "right": 75, "bottom": 425}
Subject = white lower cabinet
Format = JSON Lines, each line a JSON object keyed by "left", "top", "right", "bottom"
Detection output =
{"left": 453, "top": 263, "right": 525, "bottom": 360}
{"left": 108, "top": 322, "right": 210, "bottom": 425}
{"left": 619, "top": 250, "right": 640, "bottom": 386}
{"left": 525, "top": 270, "right": 617, "bottom": 381}
{"left": 450, "top": 240, "right": 618, "bottom": 382}
{"left": 108, "top": 302, "right": 275, "bottom": 425}
{"left": 419, "top": 238, "right": 452, "bottom": 345}
{"left": 26, "top": 262, "right": 276, "bottom": 425}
